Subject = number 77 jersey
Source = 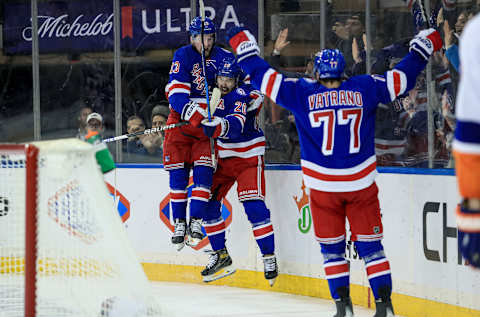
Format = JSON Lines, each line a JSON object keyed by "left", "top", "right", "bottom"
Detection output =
{"left": 239, "top": 51, "right": 427, "bottom": 192}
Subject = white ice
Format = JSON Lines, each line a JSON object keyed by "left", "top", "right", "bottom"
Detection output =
{"left": 151, "top": 281, "right": 400, "bottom": 317}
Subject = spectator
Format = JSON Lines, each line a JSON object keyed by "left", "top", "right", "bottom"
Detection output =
{"left": 86, "top": 112, "right": 104, "bottom": 136}
{"left": 82, "top": 112, "right": 115, "bottom": 174}
{"left": 75, "top": 106, "right": 92, "bottom": 140}
{"left": 125, "top": 115, "right": 162, "bottom": 162}
{"left": 150, "top": 103, "right": 169, "bottom": 135}
{"left": 343, "top": 14, "right": 365, "bottom": 76}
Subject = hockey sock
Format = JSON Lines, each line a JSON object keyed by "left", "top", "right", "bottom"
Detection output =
{"left": 169, "top": 167, "right": 189, "bottom": 220}
{"left": 203, "top": 200, "right": 226, "bottom": 251}
{"left": 190, "top": 165, "right": 213, "bottom": 219}
{"left": 355, "top": 241, "right": 392, "bottom": 300}
{"left": 320, "top": 241, "right": 350, "bottom": 300}
{"left": 243, "top": 200, "right": 274, "bottom": 255}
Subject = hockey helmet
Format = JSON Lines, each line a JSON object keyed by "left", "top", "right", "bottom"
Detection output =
{"left": 216, "top": 58, "right": 241, "bottom": 80}
{"left": 189, "top": 16, "right": 216, "bottom": 36}
{"left": 313, "top": 49, "right": 346, "bottom": 79}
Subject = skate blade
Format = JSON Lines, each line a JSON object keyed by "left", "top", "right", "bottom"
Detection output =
{"left": 186, "top": 236, "right": 202, "bottom": 247}
{"left": 173, "top": 241, "right": 185, "bottom": 251}
{"left": 203, "top": 266, "right": 236, "bottom": 283}
{"left": 346, "top": 308, "right": 354, "bottom": 317}
{"left": 267, "top": 277, "right": 277, "bottom": 287}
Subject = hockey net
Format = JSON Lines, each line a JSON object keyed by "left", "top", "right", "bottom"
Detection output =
{"left": 0, "top": 139, "right": 163, "bottom": 317}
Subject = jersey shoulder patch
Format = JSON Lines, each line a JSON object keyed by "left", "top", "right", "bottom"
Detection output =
{"left": 235, "top": 88, "right": 247, "bottom": 96}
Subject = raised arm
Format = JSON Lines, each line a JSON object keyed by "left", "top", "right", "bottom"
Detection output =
{"left": 371, "top": 28, "right": 443, "bottom": 105}
{"left": 226, "top": 27, "right": 306, "bottom": 114}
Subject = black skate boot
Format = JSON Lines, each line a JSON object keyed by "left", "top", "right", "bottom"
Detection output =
{"left": 262, "top": 254, "right": 278, "bottom": 287}
{"left": 373, "top": 287, "right": 395, "bottom": 317}
{"left": 171, "top": 219, "right": 186, "bottom": 251}
{"left": 201, "top": 248, "right": 236, "bottom": 282}
{"left": 186, "top": 217, "right": 204, "bottom": 247}
{"left": 333, "top": 286, "right": 354, "bottom": 317}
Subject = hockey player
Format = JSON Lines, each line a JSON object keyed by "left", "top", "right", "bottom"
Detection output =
{"left": 453, "top": 13, "right": 480, "bottom": 269}
{"left": 199, "top": 59, "right": 278, "bottom": 286}
{"left": 226, "top": 27, "right": 442, "bottom": 317}
{"left": 164, "top": 17, "right": 235, "bottom": 250}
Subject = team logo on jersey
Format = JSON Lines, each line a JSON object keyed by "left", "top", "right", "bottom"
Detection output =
{"left": 236, "top": 88, "right": 246, "bottom": 96}
{"left": 158, "top": 176, "right": 233, "bottom": 250}
{"left": 192, "top": 63, "right": 206, "bottom": 92}
{"left": 293, "top": 181, "right": 312, "bottom": 234}
{"left": 106, "top": 182, "right": 131, "bottom": 223}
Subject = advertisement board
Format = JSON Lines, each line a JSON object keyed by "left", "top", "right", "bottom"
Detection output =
{"left": 4, "top": 0, "right": 258, "bottom": 54}
{"left": 104, "top": 167, "right": 480, "bottom": 317}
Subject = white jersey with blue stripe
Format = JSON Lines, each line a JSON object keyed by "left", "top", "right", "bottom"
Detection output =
{"left": 238, "top": 51, "right": 427, "bottom": 192}
{"left": 215, "top": 86, "right": 265, "bottom": 159}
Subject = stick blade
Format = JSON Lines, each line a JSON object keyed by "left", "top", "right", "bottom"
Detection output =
{"left": 199, "top": 0, "right": 205, "bottom": 20}
{"left": 210, "top": 88, "right": 222, "bottom": 115}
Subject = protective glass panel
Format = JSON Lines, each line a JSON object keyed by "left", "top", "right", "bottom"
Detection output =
{"left": 1, "top": 0, "right": 34, "bottom": 142}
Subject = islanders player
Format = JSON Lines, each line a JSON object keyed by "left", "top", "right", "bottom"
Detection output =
{"left": 164, "top": 17, "right": 235, "bottom": 250}
{"left": 453, "top": 13, "right": 480, "bottom": 269}
{"left": 199, "top": 59, "right": 277, "bottom": 286}
{"left": 226, "top": 26, "right": 442, "bottom": 316}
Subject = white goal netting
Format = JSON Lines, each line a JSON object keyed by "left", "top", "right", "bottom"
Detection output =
{"left": 0, "top": 139, "right": 163, "bottom": 317}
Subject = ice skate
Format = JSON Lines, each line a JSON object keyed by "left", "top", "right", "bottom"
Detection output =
{"left": 262, "top": 254, "right": 278, "bottom": 287}
{"left": 373, "top": 287, "right": 395, "bottom": 317}
{"left": 333, "top": 286, "right": 354, "bottom": 317}
{"left": 186, "top": 217, "right": 204, "bottom": 247}
{"left": 171, "top": 219, "right": 186, "bottom": 251}
{"left": 201, "top": 248, "right": 236, "bottom": 282}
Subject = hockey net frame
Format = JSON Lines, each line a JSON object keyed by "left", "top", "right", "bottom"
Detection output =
{"left": 0, "top": 140, "right": 163, "bottom": 317}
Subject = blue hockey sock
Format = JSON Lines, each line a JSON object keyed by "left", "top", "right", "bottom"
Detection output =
{"left": 243, "top": 200, "right": 274, "bottom": 255}
{"left": 203, "top": 200, "right": 226, "bottom": 251}
{"left": 320, "top": 241, "right": 349, "bottom": 300}
{"left": 190, "top": 165, "right": 213, "bottom": 219}
{"left": 169, "top": 167, "right": 189, "bottom": 220}
{"left": 355, "top": 241, "right": 392, "bottom": 300}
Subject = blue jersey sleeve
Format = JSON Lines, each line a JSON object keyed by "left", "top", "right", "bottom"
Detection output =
{"left": 236, "top": 55, "right": 304, "bottom": 113}
{"left": 369, "top": 51, "right": 427, "bottom": 105}
{"left": 166, "top": 48, "right": 192, "bottom": 114}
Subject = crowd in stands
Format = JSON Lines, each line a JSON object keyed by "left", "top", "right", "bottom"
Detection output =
{"left": 262, "top": 0, "right": 479, "bottom": 168}
{"left": 35, "top": 0, "right": 478, "bottom": 167}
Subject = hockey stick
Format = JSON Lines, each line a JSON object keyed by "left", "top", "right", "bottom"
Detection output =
{"left": 199, "top": 0, "right": 216, "bottom": 167}
{"left": 102, "top": 121, "right": 189, "bottom": 143}
{"left": 415, "top": 0, "right": 430, "bottom": 28}
{"left": 210, "top": 87, "right": 221, "bottom": 115}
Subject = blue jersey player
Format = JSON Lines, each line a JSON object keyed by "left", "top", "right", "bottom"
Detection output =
{"left": 199, "top": 60, "right": 277, "bottom": 286}
{"left": 163, "top": 17, "right": 235, "bottom": 251}
{"left": 226, "top": 27, "right": 442, "bottom": 317}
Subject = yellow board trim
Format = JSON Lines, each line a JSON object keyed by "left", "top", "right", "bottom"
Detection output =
{"left": 142, "top": 263, "right": 480, "bottom": 317}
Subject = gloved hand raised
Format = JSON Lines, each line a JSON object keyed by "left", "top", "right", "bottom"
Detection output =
{"left": 409, "top": 28, "right": 443, "bottom": 61}
{"left": 181, "top": 101, "right": 208, "bottom": 128}
{"left": 227, "top": 27, "right": 260, "bottom": 62}
{"left": 201, "top": 117, "right": 229, "bottom": 139}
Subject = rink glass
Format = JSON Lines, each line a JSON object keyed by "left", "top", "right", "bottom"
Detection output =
{"left": 1, "top": 0, "right": 476, "bottom": 168}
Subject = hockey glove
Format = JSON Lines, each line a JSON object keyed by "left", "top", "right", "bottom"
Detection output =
{"left": 457, "top": 201, "right": 480, "bottom": 268}
{"left": 409, "top": 28, "right": 443, "bottom": 61}
{"left": 181, "top": 101, "right": 208, "bottom": 128}
{"left": 227, "top": 27, "right": 260, "bottom": 62}
{"left": 201, "top": 117, "right": 229, "bottom": 139}
{"left": 248, "top": 90, "right": 264, "bottom": 114}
